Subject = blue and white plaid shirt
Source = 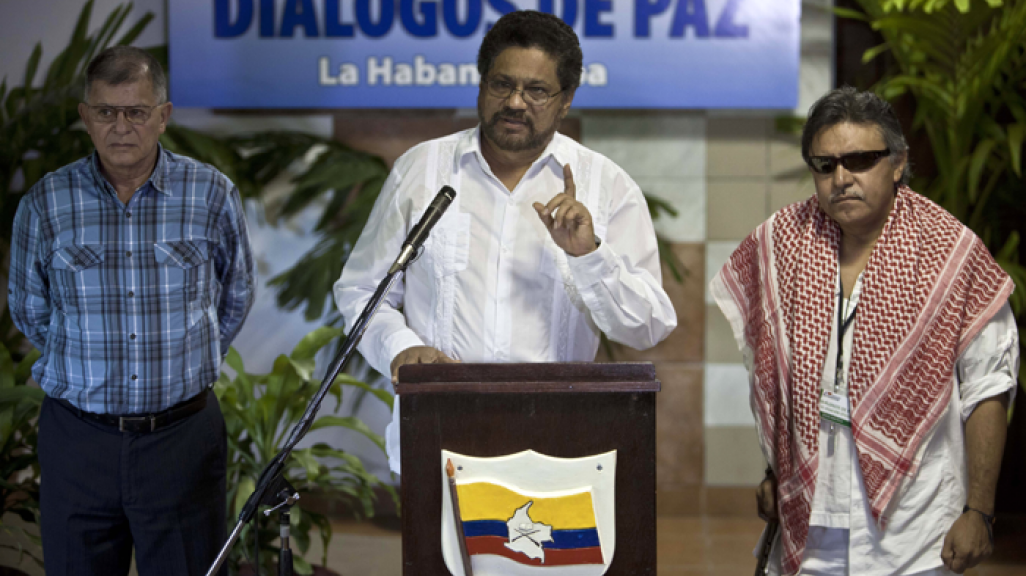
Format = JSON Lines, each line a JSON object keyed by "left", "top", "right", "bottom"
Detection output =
{"left": 9, "top": 147, "right": 254, "bottom": 414}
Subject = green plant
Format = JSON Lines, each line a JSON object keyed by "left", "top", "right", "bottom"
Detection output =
{"left": 0, "top": 344, "right": 43, "bottom": 570}
{"left": 215, "top": 327, "right": 395, "bottom": 575}
{"left": 836, "top": 0, "right": 1026, "bottom": 391}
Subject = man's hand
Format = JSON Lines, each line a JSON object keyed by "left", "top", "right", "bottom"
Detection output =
{"left": 941, "top": 511, "right": 994, "bottom": 573}
{"left": 390, "top": 346, "right": 457, "bottom": 384}
{"left": 757, "top": 472, "right": 778, "bottom": 522}
{"left": 533, "top": 164, "right": 597, "bottom": 257}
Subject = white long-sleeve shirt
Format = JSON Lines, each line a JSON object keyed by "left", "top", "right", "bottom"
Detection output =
{"left": 764, "top": 273, "right": 1018, "bottom": 575}
{"left": 334, "top": 127, "right": 677, "bottom": 471}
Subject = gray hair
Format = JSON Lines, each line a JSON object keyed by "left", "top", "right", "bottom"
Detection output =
{"left": 801, "top": 86, "right": 911, "bottom": 185}
{"left": 84, "top": 46, "right": 168, "bottom": 104}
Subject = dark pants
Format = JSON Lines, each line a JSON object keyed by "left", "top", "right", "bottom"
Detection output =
{"left": 38, "top": 391, "right": 228, "bottom": 576}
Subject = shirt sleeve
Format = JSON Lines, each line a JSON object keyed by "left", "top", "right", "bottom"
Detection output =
{"left": 333, "top": 164, "right": 426, "bottom": 378}
{"left": 215, "top": 183, "right": 255, "bottom": 355}
{"left": 7, "top": 192, "right": 51, "bottom": 352}
{"left": 956, "top": 301, "right": 1019, "bottom": 421}
{"left": 566, "top": 175, "right": 678, "bottom": 351}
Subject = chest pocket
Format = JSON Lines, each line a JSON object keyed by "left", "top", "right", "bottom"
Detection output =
{"left": 52, "top": 244, "right": 105, "bottom": 271}
{"left": 50, "top": 244, "right": 106, "bottom": 309}
{"left": 425, "top": 212, "right": 471, "bottom": 278}
{"left": 154, "top": 240, "right": 210, "bottom": 304}
{"left": 412, "top": 212, "right": 470, "bottom": 356}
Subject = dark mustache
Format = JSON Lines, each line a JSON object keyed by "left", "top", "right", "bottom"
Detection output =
{"left": 493, "top": 109, "right": 530, "bottom": 124}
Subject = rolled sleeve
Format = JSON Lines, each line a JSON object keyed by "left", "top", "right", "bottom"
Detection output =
{"left": 956, "top": 301, "right": 1019, "bottom": 421}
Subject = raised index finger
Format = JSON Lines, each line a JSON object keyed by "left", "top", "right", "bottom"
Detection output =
{"left": 563, "top": 164, "right": 576, "bottom": 199}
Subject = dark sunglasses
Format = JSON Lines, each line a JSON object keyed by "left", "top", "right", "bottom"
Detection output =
{"left": 807, "top": 149, "right": 890, "bottom": 174}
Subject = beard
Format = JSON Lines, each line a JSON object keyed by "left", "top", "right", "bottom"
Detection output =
{"left": 479, "top": 107, "right": 559, "bottom": 153}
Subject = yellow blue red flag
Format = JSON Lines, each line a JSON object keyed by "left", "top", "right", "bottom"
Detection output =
{"left": 456, "top": 481, "right": 604, "bottom": 566}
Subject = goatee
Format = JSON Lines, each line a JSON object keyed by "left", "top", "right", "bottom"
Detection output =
{"left": 479, "top": 108, "right": 558, "bottom": 153}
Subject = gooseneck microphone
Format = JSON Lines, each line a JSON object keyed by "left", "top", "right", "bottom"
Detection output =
{"left": 388, "top": 185, "right": 457, "bottom": 274}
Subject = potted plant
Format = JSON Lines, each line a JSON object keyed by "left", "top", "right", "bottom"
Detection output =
{"left": 215, "top": 327, "right": 395, "bottom": 575}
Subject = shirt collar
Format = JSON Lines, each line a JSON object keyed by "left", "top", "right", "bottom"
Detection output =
{"left": 88, "top": 144, "right": 172, "bottom": 197}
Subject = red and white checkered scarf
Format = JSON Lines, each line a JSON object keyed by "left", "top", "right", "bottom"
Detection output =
{"left": 711, "top": 187, "right": 1011, "bottom": 576}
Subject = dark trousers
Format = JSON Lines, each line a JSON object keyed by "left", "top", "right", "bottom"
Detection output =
{"left": 38, "top": 391, "right": 228, "bottom": 576}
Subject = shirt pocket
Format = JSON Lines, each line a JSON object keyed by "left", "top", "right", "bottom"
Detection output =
{"left": 425, "top": 212, "right": 471, "bottom": 278}
{"left": 50, "top": 244, "right": 106, "bottom": 310}
{"left": 154, "top": 239, "right": 210, "bottom": 305}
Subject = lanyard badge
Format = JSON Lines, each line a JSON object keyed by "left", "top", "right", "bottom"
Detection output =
{"left": 820, "top": 390, "right": 852, "bottom": 427}
{"left": 823, "top": 278, "right": 857, "bottom": 429}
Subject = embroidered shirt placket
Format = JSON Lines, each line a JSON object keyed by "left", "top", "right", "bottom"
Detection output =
{"left": 434, "top": 145, "right": 461, "bottom": 358}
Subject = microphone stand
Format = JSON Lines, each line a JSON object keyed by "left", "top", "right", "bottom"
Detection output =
{"left": 206, "top": 263, "right": 408, "bottom": 576}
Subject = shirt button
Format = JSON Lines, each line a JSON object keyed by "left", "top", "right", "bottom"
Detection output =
{"left": 126, "top": 251, "right": 132, "bottom": 257}
{"left": 130, "top": 333, "right": 137, "bottom": 340}
{"left": 126, "top": 212, "right": 132, "bottom": 218}
{"left": 131, "top": 375, "right": 138, "bottom": 380}
{"left": 128, "top": 291, "right": 135, "bottom": 297}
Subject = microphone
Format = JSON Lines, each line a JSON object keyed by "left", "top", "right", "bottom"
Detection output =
{"left": 388, "top": 186, "right": 457, "bottom": 274}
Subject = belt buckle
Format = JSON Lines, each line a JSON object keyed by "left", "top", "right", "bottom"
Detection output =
{"left": 119, "top": 415, "right": 156, "bottom": 432}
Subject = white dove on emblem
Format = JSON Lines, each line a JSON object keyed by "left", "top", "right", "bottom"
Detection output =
{"left": 503, "top": 501, "right": 555, "bottom": 562}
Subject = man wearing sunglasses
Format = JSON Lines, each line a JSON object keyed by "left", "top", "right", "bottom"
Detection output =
{"left": 8, "top": 46, "right": 254, "bottom": 575}
{"left": 711, "top": 87, "right": 1015, "bottom": 576}
{"left": 335, "top": 11, "right": 676, "bottom": 474}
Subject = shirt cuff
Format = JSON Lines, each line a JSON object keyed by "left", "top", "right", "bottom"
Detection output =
{"left": 566, "top": 241, "right": 615, "bottom": 286}
{"left": 380, "top": 330, "right": 428, "bottom": 377}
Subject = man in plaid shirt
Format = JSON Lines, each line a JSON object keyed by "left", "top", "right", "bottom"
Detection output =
{"left": 8, "top": 46, "right": 254, "bottom": 575}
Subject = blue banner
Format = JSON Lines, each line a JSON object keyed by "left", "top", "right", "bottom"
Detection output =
{"left": 168, "top": 0, "right": 800, "bottom": 109}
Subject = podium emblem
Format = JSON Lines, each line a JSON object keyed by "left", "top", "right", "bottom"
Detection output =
{"left": 441, "top": 449, "right": 617, "bottom": 576}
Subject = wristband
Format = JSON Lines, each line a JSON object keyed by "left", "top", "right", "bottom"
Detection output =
{"left": 963, "top": 505, "right": 995, "bottom": 545}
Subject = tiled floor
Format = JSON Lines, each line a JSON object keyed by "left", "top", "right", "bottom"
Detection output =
{"left": 1, "top": 513, "right": 1021, "bottom": 574}
{"left": 311, "top": 516, "right": 1026, "bottom": 576}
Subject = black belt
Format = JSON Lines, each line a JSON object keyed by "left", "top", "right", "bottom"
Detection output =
{"left": 55, "top": 388, "right": 210, "bottom": 433}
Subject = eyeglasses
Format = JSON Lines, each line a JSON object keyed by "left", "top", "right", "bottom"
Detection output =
{"left": 483, "top": 77, "right": 562, "bottom": 107}
{"left": 85, "top": 104, "right": 162, "bottom": 125}
{"left": 807, "top": 149, "right": 891, "bottom": 175}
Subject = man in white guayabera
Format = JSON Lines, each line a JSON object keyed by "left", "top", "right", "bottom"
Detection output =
{"left": 334, "top": 10, "right": 677, "bottom": 474}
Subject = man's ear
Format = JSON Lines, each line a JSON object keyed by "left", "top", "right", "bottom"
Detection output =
{"left": 78, "top": 103, "right": 90, "bottom": 131}
{"left": 158, "top": 102, "right": 173, "bottom": 134}
{"left": 558, "top": 89, "right": 575, "bottom": 119}
{"left": 892, "top": 149, "right": 908, "bottom": 184}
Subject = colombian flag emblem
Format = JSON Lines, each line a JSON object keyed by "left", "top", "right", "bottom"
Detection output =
{"left": 456, "top": 481, "right": 604, "bottom": 566}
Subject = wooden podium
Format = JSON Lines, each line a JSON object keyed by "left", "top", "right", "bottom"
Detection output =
{"left": 395, "top": 362, "right": 660, "bottom": 575}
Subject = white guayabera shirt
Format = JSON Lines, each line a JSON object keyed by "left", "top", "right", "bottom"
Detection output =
{"left": 334, "top": 128, "right": 677, "bottom": 473}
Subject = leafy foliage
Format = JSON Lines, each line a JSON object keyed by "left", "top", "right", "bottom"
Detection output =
{"left": 215, "top": 327, "right": 394, "bottom": 575}
{"left": 0, "top": 345, "right": 43, "bottom": 569}
{"left": 872, "top": 0, "right": 1002, "bottom": 11}
{"left": 842, "top": 0, "right": 1026, "bottom": 389}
